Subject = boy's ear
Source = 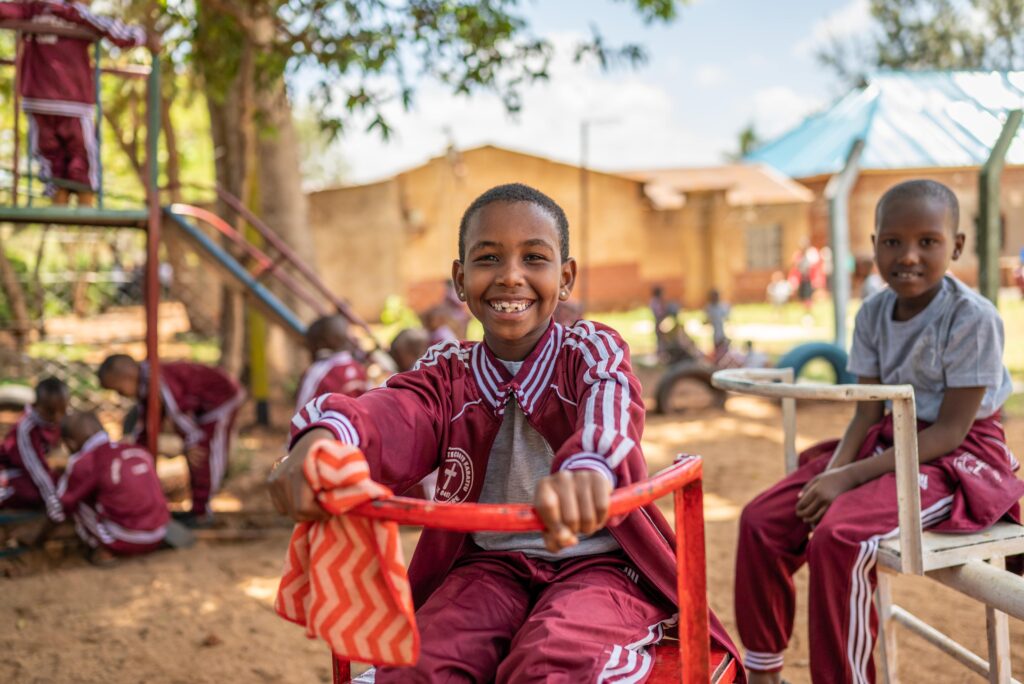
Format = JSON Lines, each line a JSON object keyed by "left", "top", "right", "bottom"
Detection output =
{"left": 559, "top": 258, "right": 578, "bottom": 299}
{"left": 451, "top": 259, "right": 465, "bottom": 299}
{"left": 952, "top": 232, "right": 965, "bottom": 260}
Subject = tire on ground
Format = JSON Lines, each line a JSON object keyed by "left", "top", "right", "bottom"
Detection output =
{"left": 655, "top": 362, "right": 728, "bottom": 414}
{"left": 776, "top": 341, "right": 854, "bottom": 384}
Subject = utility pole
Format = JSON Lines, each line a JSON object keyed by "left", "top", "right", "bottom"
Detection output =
{"left": 578, "top": 118, "right": 618, "bottom": 312}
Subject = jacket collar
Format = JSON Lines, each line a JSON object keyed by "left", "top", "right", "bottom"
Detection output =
{"left": 470, "top": 320, "right": 564, "bottom": 416}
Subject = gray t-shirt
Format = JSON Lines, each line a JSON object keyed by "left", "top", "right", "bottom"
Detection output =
{"left": 472, "top": 360, "right": 620, "bottom": 560}
{"left": 847, "top": 275, "right": 1012, "bottom": 422}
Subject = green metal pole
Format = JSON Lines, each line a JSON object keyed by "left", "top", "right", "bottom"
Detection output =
{"left": 94, "top": 40, "right": 103, "bottom": 208}
{"left": 144, "top": 52, "right": 161, "bottom": 457}
{"left": 978, "top": 109, "right": 1022, "bottom": 305}
{"left": 825, "top": 138, "right": 864, "bottom": 347}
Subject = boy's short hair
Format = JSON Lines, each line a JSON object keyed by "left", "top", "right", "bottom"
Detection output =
{"left": 35, "top": 376, "right": 69, "bottom": 403}
{"left": 458, "top": 183, "right": 570, "bottom": 262}
{"left": 306, "top": 314, "right": 349, "bottom": 350}
{"left": 875, "top": 179, "right": 960, "bottom": 232}
{"left": 61, "top": 411, "right": 103, "bottom": 441}
{"left": 97, "top": 353, "right": 137, "bottom": 381}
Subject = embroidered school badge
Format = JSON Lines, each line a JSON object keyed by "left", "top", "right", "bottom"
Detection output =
{"left": 436, "top": 447, "right": 474, "bottom": 502}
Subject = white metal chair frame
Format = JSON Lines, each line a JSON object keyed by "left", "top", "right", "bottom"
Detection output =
{"left": 712, "top": 367, "right": 1024, "bottom": 683}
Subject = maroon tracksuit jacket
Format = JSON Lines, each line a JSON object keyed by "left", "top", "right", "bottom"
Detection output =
{"left": 137, "top": 361, "right": 245, "bottom": 514}
{"left": 294, "top": 351, "right": 368, "bottom": 411}
{"left": 0, "top": 1, "right": 144, "bottom": 190}
{"left": 290, "top": 319, "right": 742, "bottom": 676}
{"left": 58, "top": 431, "right": 168, "bottom": 554}
{"left": 0, "top": 408, "right": 63, "bottom": 521}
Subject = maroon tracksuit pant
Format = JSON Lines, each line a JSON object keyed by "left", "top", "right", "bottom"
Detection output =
{"left": 188, "top": 399, "right": 243, "bottom": 514}
{"left": 376, "top": 550, "right": 672, "bottom": 683}
{"left": 735, "top": 416, "right": 1021, "bottom": 683}
{"left": 27, "top": 112, "right": 97, "bottom": 193}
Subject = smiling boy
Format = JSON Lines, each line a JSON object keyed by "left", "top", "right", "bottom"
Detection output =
{"left": 734, "top": 180, "right": 1023, "bottom": 683}
{"left": 270, "top": 183, "right": 741, "bottom": 682}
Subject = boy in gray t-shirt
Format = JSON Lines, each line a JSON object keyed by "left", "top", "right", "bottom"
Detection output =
{"left": 735, "top": 180, "right": 1024, "bottom": 684}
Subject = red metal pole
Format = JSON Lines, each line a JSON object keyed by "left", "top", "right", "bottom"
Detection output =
{"left": 332, "top": 656, "right": 351, "bottom": 684}
{"left": 144, "top": 53, "right": 161, "bottom": 457}
{"left": 675, "top": 476, "right": 711, "bottom": 684}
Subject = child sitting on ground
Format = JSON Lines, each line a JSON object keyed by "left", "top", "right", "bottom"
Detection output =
{"left": 58, "top": 411, "right": 173, "bottom": 564}
{"left": 735, "top": 180, "right": 1023, "bottom": 683}
{"left": 0, "top": 377, "right": 68, "bottom": 522}
{"left": 98, "top": 355, "right": 245, "bottom": 526}
{"left": 270, "top": 183, "right": 741, "bottom": 681}
{"left": 388, "top": 327, "right": 430, "bottom": 374}
{"left": 295, "top": 314, "right": 369, "bottom": 411}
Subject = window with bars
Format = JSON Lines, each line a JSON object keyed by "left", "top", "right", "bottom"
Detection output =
{"left": 745, "top": 224, "right": 783, "bottom": 271}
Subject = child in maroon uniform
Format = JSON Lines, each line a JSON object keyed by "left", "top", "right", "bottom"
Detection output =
{"left": 295, "top": 314, "right": 368, "bottom": 411}
{"left": 270, "top": 183, "right": 742, "bottom": 682}
{"left": 98, "top": 355, "right": 245, "bottom": 524}
{"left": 735, "top": 180, "right": 1023, "bottom": 683}
{"left": 0, "top": 1, "right": 146, "bottom": 205}
{"left": 58, "top": 411, "right": 168, "bottom": 560}
{"left": 0, "top": 377, "right": 68, "bottom": 521}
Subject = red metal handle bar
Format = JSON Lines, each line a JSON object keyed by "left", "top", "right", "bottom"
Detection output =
{"left": 168, "top": 203, "right": 330, "bottom": 317}
{"left": 344, "top": 456, "right": 702, "bottom": 532}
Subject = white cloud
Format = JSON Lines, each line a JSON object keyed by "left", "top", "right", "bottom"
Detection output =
{"left": 325, "top": 32, "right": 723, "bottom": 184}
{"left": 695, "top": 63, "right": 727, "bottom": 88}
{"left": 749, "top": 86, "right": 823, "bottom": 139}
{"left": 794, "top": 0, "right": 872, "bottom": 58}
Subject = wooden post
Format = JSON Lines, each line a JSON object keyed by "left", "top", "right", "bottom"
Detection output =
{"left": 978, "top": 110, "right": 1022, "bottom": 304}
{"left": 876, "top": 572, "right": 899, "bottom": 684}
{"left": 985, "top": 555, "right": 1011, "bottom": 684}
{"left": 891, "top": 395, "right": 923, "bottom": 575}
{"left": 779, "top": 366, "right": 797, "bottom": 474}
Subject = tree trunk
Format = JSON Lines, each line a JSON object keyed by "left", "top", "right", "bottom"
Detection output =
{"left": 0, "top": 229, "right": 31, "bottom": 351}
{"left": 195, "top": 6, "right": 259, "bottom": 378}
{"left": 256, "top": 79, "right": 317, "bottom": 380}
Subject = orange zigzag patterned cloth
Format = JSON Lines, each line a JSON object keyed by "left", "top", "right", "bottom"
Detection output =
{"left": 275, "top": 440, "right": 419, "bottom": 666}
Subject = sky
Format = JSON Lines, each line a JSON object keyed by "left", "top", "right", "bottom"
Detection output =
{"left": 299, "top": 0, "right": 873, "bottom": 186}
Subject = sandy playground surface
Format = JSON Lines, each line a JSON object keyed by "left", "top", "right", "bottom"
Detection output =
{"left": 2, "top": 395, "right": 1022, "bottom": 683}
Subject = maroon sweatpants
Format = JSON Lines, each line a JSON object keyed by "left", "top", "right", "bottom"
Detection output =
{"left": 376, "top": 550, "right": 673, "bottom": 683}
{"left": 27, "top": 112, "right": 97, "bottom": 193}
{"left": 735, "top": 416, "right": 1021, "bottom": 682}
{"left": 735, "top": 451, "right": 962, "bottom": 681}
{"left": 188, "top": 395, "right": 244, "bottom": 514}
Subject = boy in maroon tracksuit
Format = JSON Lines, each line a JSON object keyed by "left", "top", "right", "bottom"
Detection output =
{"left": 0, "top": 377, "right": 68, "bottom": 521}
{"left": 98, "top": 355, "right": 246, "bottom": 524}
{"left": 270, "top": 183, "right": 743, "bottom": 683}
{"left": 295, "top": 314, "right": 369, "bottom": 412}
{"left": 735, "top": 180, "right": 1024, "bottom": 683}
{"left": 0, "top": 1, "right": 146, "bottom": 205}
{"left": 58, "top": 411, "right": 168, "bottom": 560}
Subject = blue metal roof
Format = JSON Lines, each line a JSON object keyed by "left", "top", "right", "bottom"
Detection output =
{"left": 746, "top": 71, "right": 1024, "bottom": 178}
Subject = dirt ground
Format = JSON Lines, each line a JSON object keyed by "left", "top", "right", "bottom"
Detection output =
{"left": 2, "top": 396, "right": 1022, "bottom": 683}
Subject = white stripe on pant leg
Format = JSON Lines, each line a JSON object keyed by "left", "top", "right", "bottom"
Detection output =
{"left": 210, "top": 417, "right": 229, "bottom": 494}
{"left": 80, "top": 114, "right": 99, "bottom": 191}
{"left": 846, "top": 495, "right": 955, "bottom": 682}
{"left": 744, "top": 650, "right": 784, "bottom": 670}
{"left": 614, "top": 650, "right": 653, "bottom": 684}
